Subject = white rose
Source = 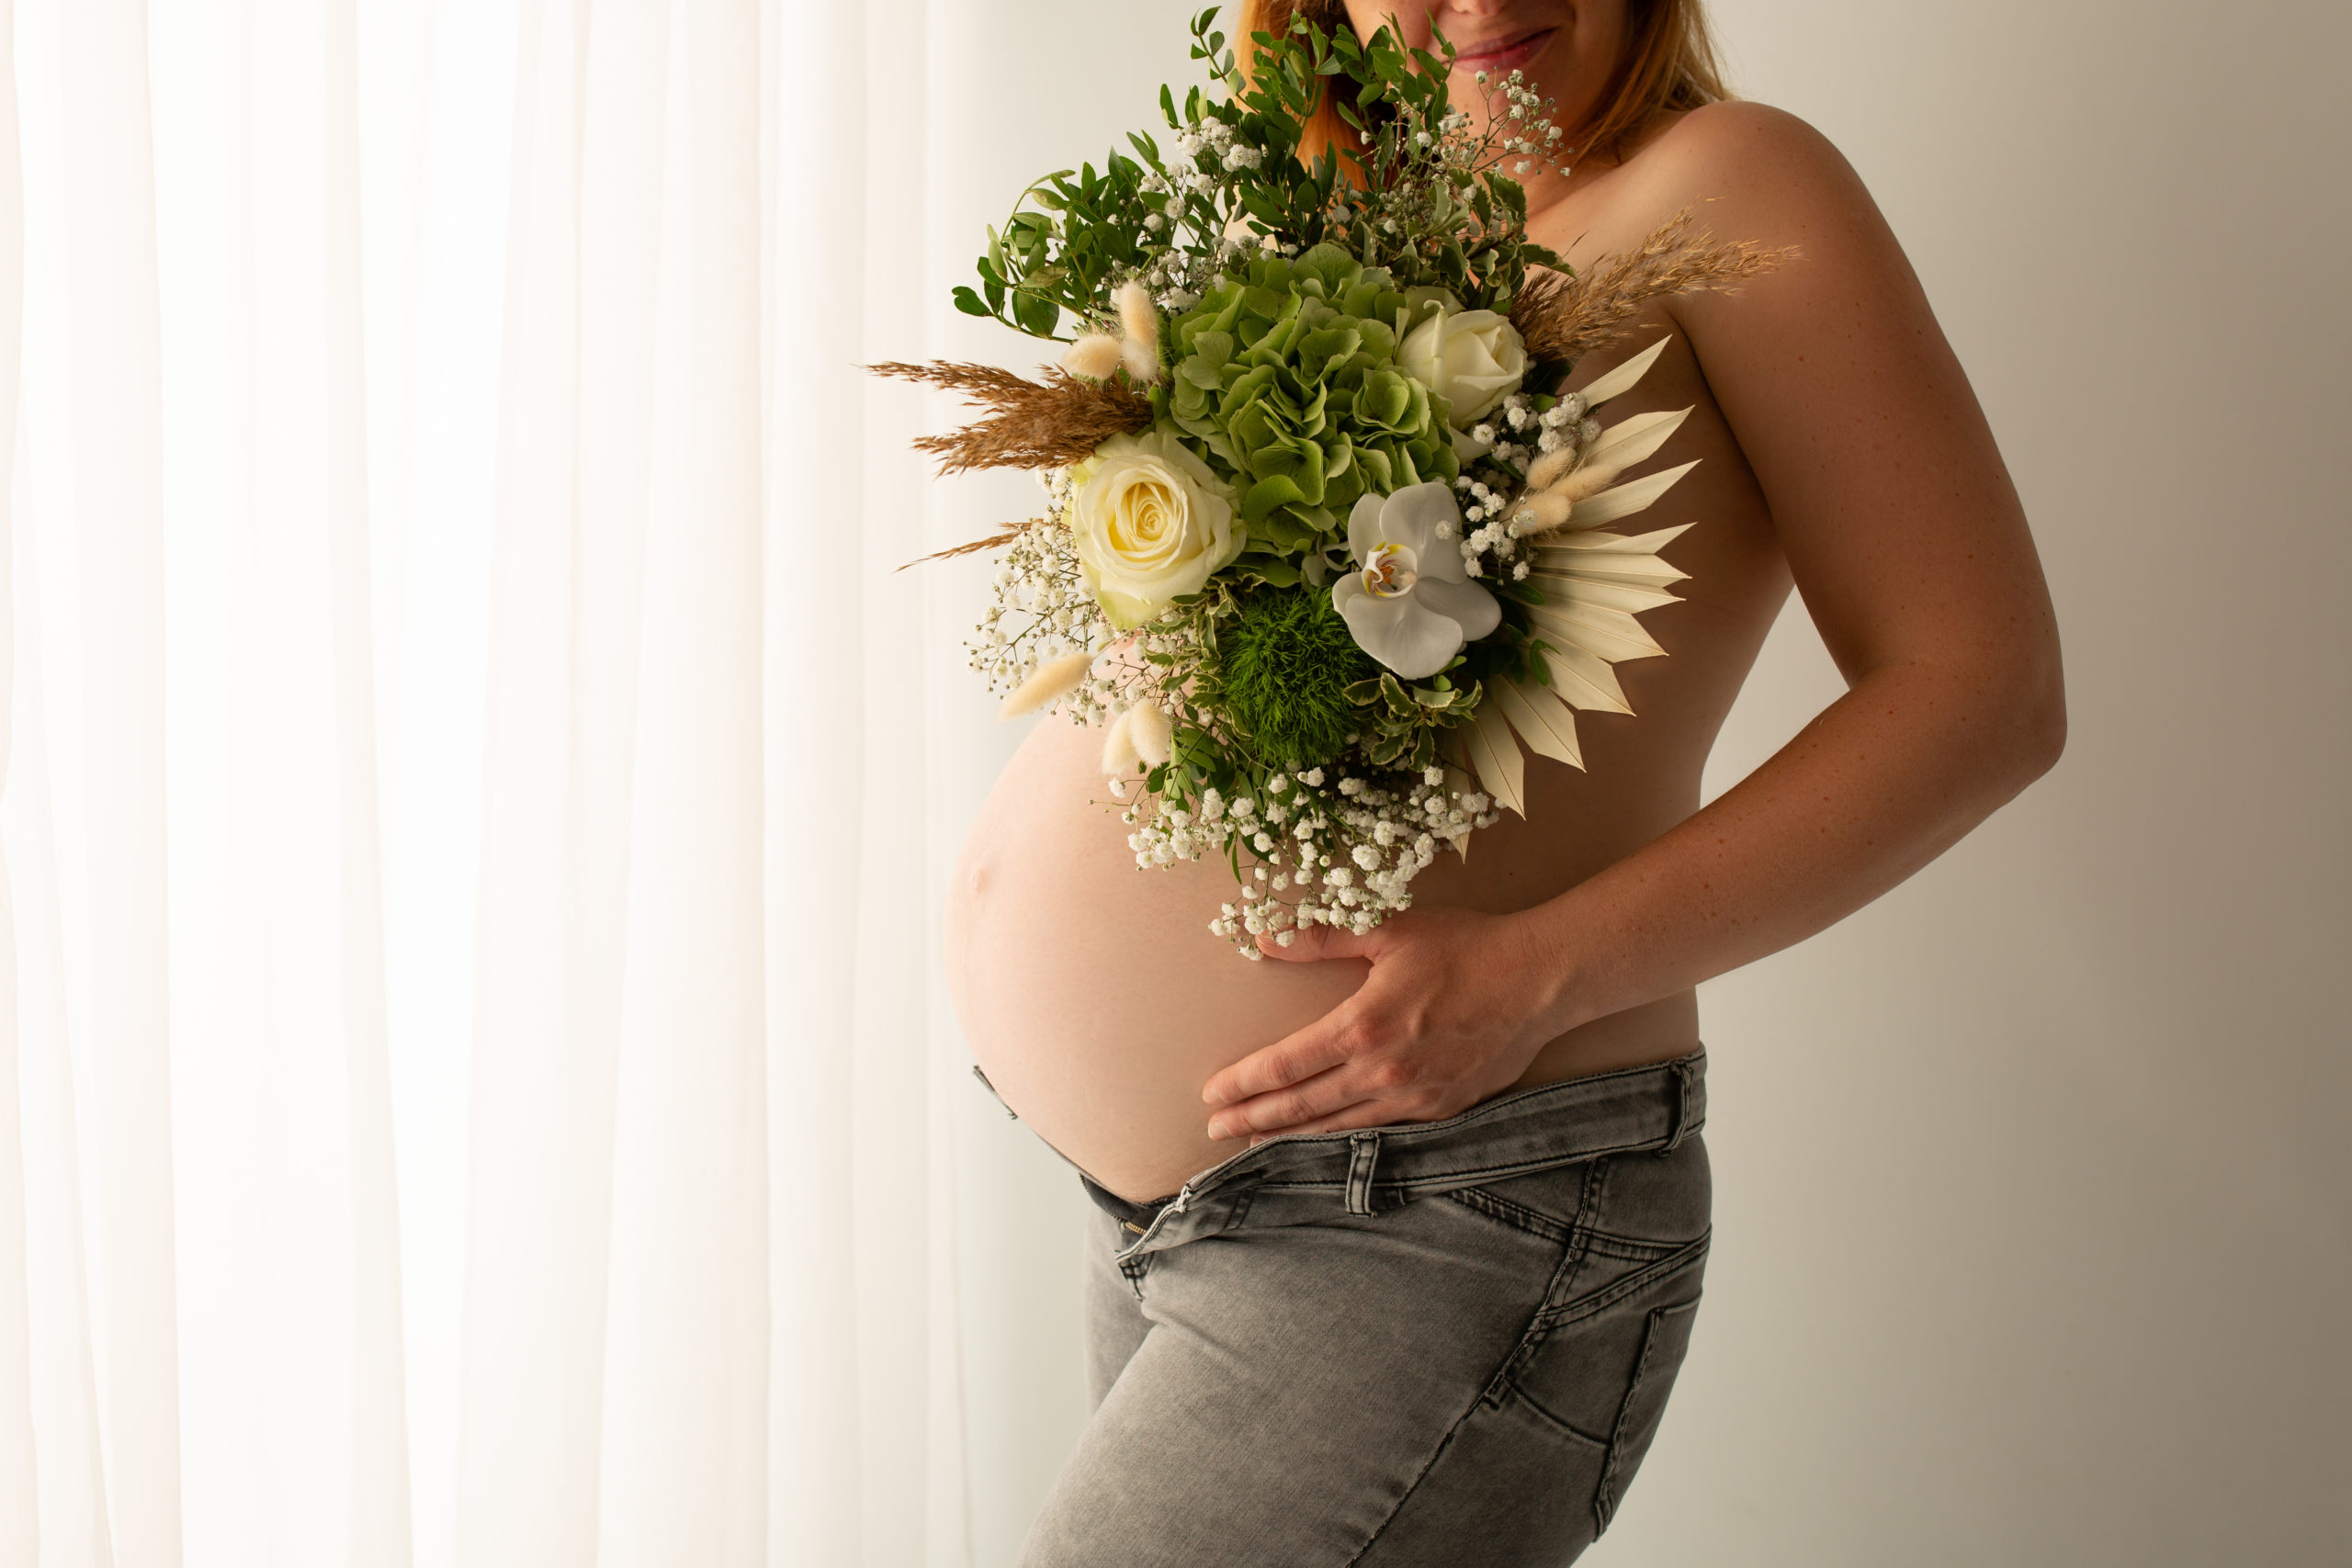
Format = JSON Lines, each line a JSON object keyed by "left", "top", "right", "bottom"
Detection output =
{"left": 1397, "top": 306, "right": 1529, "bottom": 433}
{"left": 1068, "top": 430, "right": 1241, "bottom": 628}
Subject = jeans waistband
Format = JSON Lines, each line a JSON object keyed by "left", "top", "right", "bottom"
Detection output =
{"left": 1102, "top": 1048, "right": 1706, "bottom": 1257}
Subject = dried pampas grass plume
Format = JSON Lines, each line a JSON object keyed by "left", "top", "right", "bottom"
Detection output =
{"left": 1510, "top": 209, "right": 1797, "bottom": 366}
{"left": 893, "top": 518, "right": 1045, "bottom": 572}
{"left": 865, "top": 360, "right": 1154, "bottom": 475}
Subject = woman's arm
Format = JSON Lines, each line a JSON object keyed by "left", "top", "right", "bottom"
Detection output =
{"left": 1201, "top": 105, "right": 2066, "bottom": 1143}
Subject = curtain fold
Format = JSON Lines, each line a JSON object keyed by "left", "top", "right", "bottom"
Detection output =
{"left": 458, "top": 0, "right": 777, "bottom": 1562}
{"left": 453, "top": 0, "right": 659, "bottom": 1554}
{"left": 766, "top": 0, "right": 972, "bottom": 1555}
{"left": 4, "top": 0, "right": 982, "bottom": 1563}
{"left": 0, "top": 4, "right": 36, "bottom": 1560}
{"left": 322, "top": 6, "right": 414, "bottom": 1566}
{"left": 54, "top": 0, "right": 181, "bottom": 1555}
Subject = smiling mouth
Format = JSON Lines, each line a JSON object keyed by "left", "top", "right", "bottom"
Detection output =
{"left": 1448, "top": 27, "right": 1558, "bottom": 74}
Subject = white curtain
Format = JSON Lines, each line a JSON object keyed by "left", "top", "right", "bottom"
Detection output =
{"left": 0, "top": 0, "right": 1002, "bottom": 1562}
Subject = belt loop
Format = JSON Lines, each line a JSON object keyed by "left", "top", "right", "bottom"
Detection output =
{"left": 1656, "top": 1058, "right": 1697, "bottom": 1156}
{"left": 1346, "top": 1132, "right": 1382, "bottom": 1215}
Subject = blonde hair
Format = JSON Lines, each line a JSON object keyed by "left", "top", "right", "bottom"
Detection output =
{"left": 1238, "top": 0, "right": 1729, "bottom": 169}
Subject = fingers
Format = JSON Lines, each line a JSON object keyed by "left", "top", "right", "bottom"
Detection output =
{"left": 1202, "top": 1012, "right": 1360, "bottom": 1109}
{"left": 1210, "top": 1041, "right": 1447, "bottom": 1137}
{"left": 1205, "top": 1062, "right": 1370, "bottom": 1143}
{"left": 1255, "top": 921, "right": 1374, "bottom": 964}
{"left": 1247, "top": 1099, "right": 1396, "bottom": 1144}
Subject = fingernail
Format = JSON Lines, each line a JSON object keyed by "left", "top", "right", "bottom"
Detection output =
{"left": 1206, "top": 1119, "right": 1227, "bottom": 1141}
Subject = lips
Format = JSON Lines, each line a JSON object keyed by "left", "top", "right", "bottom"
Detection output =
{"left": 1447, "top": 26, "right": 1557, "bottom": 75}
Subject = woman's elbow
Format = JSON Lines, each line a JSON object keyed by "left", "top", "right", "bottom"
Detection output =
{"left": 2011, "top": 646, "right": 2068, "bottom": 785}
{"left": 1939, "top": 637, "right": 2066, "bottom": 796}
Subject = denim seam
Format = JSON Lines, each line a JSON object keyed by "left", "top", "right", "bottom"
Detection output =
{"left": 1237, "top": 1135, "right": 1670, "bottom": 1198}
{"left": 1339, "top": 1380, "right": 1486, "bottom": 1566}
{"left": 1594, "top": 1297, "right": 1702, "bottom": 1536}
{"left": 1441, "top": 1186, "right": 1574, "bottom": 1245}
{"left": 1499, "top": 1382, "right": 1613, "bottom": 1450}
{"left": 1437, "top": 1190, "right": 1690, "bottom": 1262}
{"left": 1499, "top": 1240, "right": 1706, "bottom": 1472}
{"left": 1473, "top": 1157, "right": 1609, "bottom": 1432}
{"left": 1535, "top": 1231, "right": 1709, "bottom": 1331}
{"left": 1576, "top": 1227, "right": 1688, "bottom": 1264}
{"left": 1343, "top": 1153, "right": 1629, "bottom": 1562}
{"left": 1344, "top": 1214, "right": 1591, "bottom": 1565}
{"left": 1565, "top": 1156, "right": 1611, "bottom": 1305}
{"left": 1475, "top": 1158, "right": 1605, "bottom": 1416}
{"left": 1218, "top": 1186, "right": 1258, "bottom": 1234}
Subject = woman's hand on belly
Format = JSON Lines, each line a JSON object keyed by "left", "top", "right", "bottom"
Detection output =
{"left": 1200, "top": 905, "right": 1572, "bottom": 1143}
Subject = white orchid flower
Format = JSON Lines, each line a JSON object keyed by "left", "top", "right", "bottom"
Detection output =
{"left": 1331, "top": 483, "right": 1502, "bottom": 680}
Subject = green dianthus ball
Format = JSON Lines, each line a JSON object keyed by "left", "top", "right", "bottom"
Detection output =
{"left": 1214, "top": 585, "right": 1376, "bottom": 770}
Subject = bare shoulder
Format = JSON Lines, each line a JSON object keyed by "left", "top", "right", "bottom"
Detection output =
{"left": 1558, "top": 96, "right": 1936, "bottom": 371}
{"left": 1531, "top": 98, "right": 1902, "bottom": 309}
{"left": 1622, "top": 100, "right": 1882, "bottom": 242}
{"left": 1589, "top": 102, "right": 2042, "bottom": 694}
{"left": 1645, "top": 99, "right": 1846, "bottom": 171}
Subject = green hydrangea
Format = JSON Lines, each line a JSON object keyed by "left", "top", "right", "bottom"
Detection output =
{"left": 1155, "top": 243, "right": 1463, "bottom": 556}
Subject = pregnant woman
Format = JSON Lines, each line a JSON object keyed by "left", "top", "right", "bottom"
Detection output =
{"left": 945, "top": 1, "right": 2064, "bottom": 1561}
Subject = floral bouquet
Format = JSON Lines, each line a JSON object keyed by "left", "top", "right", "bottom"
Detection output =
{"left": 877, "top": 8, "right": 1782, "bottom": 955}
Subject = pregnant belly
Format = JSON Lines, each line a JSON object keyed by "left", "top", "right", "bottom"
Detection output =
{"left": 944, "top": 716, "right": 1374, "bottom": 1201}
{"left": 944, "top": 708, "right": 1706, "bottom": 1202}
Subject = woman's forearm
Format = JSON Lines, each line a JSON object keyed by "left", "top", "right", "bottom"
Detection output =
{"left": 1520, "top": 653, "right": 2067, "bottom": 1037}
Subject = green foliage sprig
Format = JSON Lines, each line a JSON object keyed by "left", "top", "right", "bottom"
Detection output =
{"left": 955, "top": 7, "right": 1566, "bottom": 342}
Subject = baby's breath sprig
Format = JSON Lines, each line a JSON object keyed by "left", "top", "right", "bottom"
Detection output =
{"left": 967, "top": 472, "right": 1118, "bottom": 721}
{"left": 1115, "top": 741, "right": 1503, "bottom": 956}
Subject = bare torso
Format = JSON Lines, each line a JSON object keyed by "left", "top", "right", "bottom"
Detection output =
{"left": 944, "top": 111, "right": 1798, "bottom": 1201}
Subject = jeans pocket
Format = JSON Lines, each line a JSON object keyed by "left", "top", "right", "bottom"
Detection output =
{"left": 1499, "top": 1225, "right": 1705, "bottom": 1540}
{"left": 1592, "top": 1296, "right": 1702, "bottom": 1536}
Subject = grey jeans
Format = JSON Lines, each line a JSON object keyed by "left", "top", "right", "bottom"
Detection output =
{"left": 1007, "top": 1050, "right": 1712, "bottom": 1567}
